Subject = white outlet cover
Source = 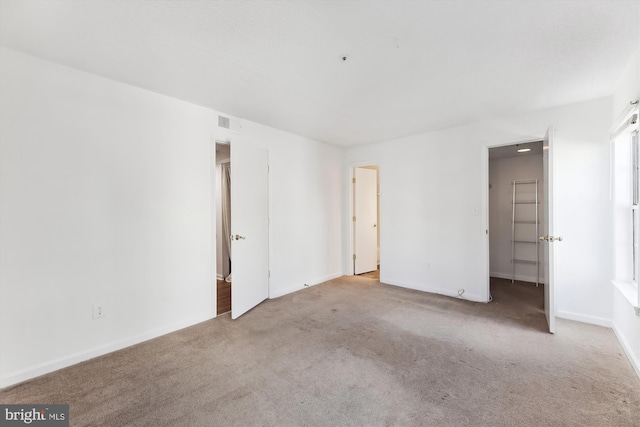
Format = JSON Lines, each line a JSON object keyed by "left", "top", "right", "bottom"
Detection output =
{"left": 92, "top": 304, "right": 106, "bottom": 319}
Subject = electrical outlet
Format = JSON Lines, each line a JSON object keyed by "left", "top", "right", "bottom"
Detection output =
{"left": 92, "top": 304, "right": 106, "bottom": 319}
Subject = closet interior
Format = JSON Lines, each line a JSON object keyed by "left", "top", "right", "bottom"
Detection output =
{"left": 216, "top": 143, "right": 231, "bottom": 314}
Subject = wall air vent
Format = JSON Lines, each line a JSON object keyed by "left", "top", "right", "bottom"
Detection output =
{"left": 217, "top": 114, "right": 242, "bottom": 136}
{"left": 218, "top": 115, "right": 231, "bottom": 129}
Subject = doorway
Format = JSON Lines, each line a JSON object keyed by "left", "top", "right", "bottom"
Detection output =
{"left": 482, "top": 130, "right": 562, "bottom": 333}
{"left": 352, "top": 165, "right": 380, "bottom": 278}
{"left": 488, "top": 141, "right": 544, "bottom": 284}
{"left": 487, "top": 139, "right": 550, "bottom": 328}
{"left": 215, "top": 142, "right": 232, "bottom": 314}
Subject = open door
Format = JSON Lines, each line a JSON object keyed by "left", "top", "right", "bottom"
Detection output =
{"left": 541, "top": 127, "right": 556, "bottom": 333}
{"left": 230, "top": 141, "right": 269, "bottom": 319}
{"left": 354, "top": 167, "right": 378, "bottom": 274}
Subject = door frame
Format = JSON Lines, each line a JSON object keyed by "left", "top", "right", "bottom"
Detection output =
{"left": 210, "top": 138, "right": 219, "bottom": 317}
{"left": 210, "top": 137, "right": 232, "bottom": 317}
{"left": 481, "top": 135, "right": 554, "bottom": 305}
{"left": 542, "top": 127, "right": 556, "bottom": 333}
{"left": 347, "top": 162, "right": 380, "bottom": 276}
{"left": 211, "top": 138, "right": 233, "bottom": 318}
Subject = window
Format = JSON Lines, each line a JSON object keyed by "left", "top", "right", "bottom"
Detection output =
{"left": 612, "top": 107, "right": 639, "bottom": 299}
{"left": 633, "top": 131, "right": 639, "bottom": 282}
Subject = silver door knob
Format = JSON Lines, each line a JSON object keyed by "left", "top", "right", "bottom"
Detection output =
{"left": 233, "top": 234, "right": 246, "bottom": 240}
{"left": 539, "top": 236, "right": 548, "bottom": 241}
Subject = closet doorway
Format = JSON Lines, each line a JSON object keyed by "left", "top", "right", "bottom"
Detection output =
{"left": 487, "top": 140, "right": 546, "bottom": 324}
{"left": 215, "top": 142, "right": 232, "bottom": 314}
{"left": 352, "top": 165, "right": 380, "bottom": 279}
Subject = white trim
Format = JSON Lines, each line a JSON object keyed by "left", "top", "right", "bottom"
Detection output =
{"left": 555, "top": 310, "right": 612, "bottom": 328}
{"left": 0, "top": 312, "right": 213, "bottom": 389}
{"left": 612, "top": 323, "right": 640, "bottom": 379}
{"left": 269, "top": 273, "right": 343, "bottom": 299}
{"left": 481, "top": 146, "right": 491, "bottom": 302}
{"left": 382, "top": 278, "right": 486, "bottom": 303}
{"left": 210, "top": 139, "right": 218, "bottom": 317}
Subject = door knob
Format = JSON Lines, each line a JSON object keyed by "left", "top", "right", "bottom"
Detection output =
{"left": 539, "top": 236, "right": 548, "bottom": 241}
{"left": 373, "top": 224, "right": 377, "bottom": 228}
{"left": 233, "top": 234, "right": 246, "bottom": 240}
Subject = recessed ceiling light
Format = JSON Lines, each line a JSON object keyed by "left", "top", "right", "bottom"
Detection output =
{"left": 517, "top": 148, "right": 531, "bottom": 153}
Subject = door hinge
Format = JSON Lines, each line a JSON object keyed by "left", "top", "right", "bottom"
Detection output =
{"left": 268, "top": 165, "right": 270, "bottom": 173}
{"left": 353, "top": 254, "right": 356, "bottom": 260}
{"left": 352, "top": 177, "right": 356, "bottom": 184}
{"left": 268, "top": 270, "right": 271, "bottom": 278}
{"left": 352, "top": 216, "right": 356, "bottom": 222}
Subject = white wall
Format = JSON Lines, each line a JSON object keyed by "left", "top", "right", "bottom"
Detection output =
{"left": 489, "top": 154, "right": 543, "bottom": 283}
{"left": 344, "top": 97, "right": 613, "bottom": 325}
{"left": 610, "top": 49, "right": 640, "bottom": 377}
{"left": 0, "top": 48, "right": 343, "bottom": 387}
{"left": 0, "top": 47, "right": 216, "bottom": 387}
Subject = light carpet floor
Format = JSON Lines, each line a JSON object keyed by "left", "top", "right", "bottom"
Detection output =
{"left": 1, "top": 276, "right": 639, "bottom": 426}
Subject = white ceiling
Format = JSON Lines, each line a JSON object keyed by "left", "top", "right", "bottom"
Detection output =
{"left": 1, "top": 0, "right": 638, "bottom": 147}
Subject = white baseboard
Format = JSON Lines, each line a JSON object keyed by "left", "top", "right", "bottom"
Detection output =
{"left": 612, "top": 323, "right": 640, "bottom": 379}
{"left": 0, "top": 311, "right": 213, "bottom": 389}
{"left": 382, "top": 277, "right": 486, "bottom": 303}
{"left": 269, "top": 273, "right": 343, "bottom": 299}
{"left": 556, "top": 310, "right": 612, "bottom": 328}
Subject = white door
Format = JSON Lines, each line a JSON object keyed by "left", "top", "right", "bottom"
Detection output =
{"left": 230, "top": 141, "right": 269, "bottom": 319}
{"left": 354, "top": 167, "right": 378, "bottom": 274}
{"left": 542, "top": 127, "right": 556, "bottom": 333}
